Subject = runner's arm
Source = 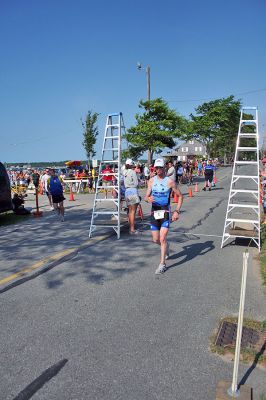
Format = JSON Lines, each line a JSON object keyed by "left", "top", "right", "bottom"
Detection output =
{"left": 169, "top": 179, "right": 183, "bottom": 220}
{"left": 144, "top": 177, "right": 154, "bottom": 203}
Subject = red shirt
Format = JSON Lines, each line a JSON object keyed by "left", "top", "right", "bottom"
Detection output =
{"left": 102, "top": 168, "right": 114, "bottom": 181}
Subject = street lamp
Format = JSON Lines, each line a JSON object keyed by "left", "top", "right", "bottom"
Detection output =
{"left": 137, "top": 62, "right": 150, "bottom": 101}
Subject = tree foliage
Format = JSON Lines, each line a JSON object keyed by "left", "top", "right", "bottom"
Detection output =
{"left": 82, "top": 110, "right": 99, "bottom": 159}
{"left": 124, "top": 98, "right": 188, "bottom": 164}
{"left": 185, "top": 96, "right": 241, "bottom": 159}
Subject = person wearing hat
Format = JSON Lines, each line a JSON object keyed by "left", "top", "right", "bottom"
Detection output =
{"left": 144, "top": 158, "right": 183, "bottom": 274}
{"left": 41, "top": 168, "right": 54, "bottom": 210}
{"left": 123, "top": 158, "right": 140, "bottom": 235}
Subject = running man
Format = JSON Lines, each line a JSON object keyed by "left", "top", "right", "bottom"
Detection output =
{"left": 144, "top": 158, "right": 183, "bottom": 274}
{"left": 47, "top": 169, "right": 65, "bottom": 221}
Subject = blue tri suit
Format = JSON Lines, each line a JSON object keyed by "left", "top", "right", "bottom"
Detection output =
{"left": 150, "top": 176, "right": 171, "bottom": 231}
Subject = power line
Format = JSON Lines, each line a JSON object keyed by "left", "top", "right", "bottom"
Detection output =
{"left": 168, "top": 88, "right": 266, "bottom": 103}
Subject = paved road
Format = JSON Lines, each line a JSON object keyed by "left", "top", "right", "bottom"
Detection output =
{"left": 0, "top": 168, "right": 265, "bottom": 400}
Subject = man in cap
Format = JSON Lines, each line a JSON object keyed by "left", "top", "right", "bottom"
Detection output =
{"left": 144, "top": 158, "right": 183, "bottom": 274}
{"left": 41, "top": 168, "right": 54, "bottom": 210}
{"left": 123, "top": 158, "right": 140, "bottom": 234}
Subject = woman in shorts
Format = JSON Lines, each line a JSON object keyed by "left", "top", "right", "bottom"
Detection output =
{"left": 123, "top": 159, "right": 140, "bottom": 235}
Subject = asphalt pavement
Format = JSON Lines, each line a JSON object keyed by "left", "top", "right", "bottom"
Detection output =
{"left": 0, "top": 168, "right": 265, "bottom": 400}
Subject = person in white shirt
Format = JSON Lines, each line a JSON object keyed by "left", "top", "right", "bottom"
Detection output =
{"left": 123, "top": 159, "right": 140, "bottom": 235}
{"left": 167, "top": 161, "right": 176, "bottom": 182}
{"left": 41, "top": 168, "right": 54, "bottom": 210}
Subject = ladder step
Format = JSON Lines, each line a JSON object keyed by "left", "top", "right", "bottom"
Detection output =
{"left": 100, "top": 160, "right": 119, "bottom": 163}
{"left": 106, "top": 124, "right": 119, "bottom": 128}
{"left": 231, "top": 189, "right": 258, "bottom": 193}
{"left": 105, "top": 136, "right": 119, "bottom": 139}
{"left": 237, "top": 147, "right": 258, "bottom": 151}
{"left": 94, "top": 212, "right": 119, "bottom": 215}
{"left": 226, "top": 218, "right": 259, "bottom": 223}
{"left": 103, "top": 148, "right": 119, "bottom": 151}
{"left": 235, "top": 161, "right": 257, "bottom": 164}
{"left": 95, "top": 198, "right": 119, "bottom": 203}
{"left": 228, "top": 204, "right": 259, "bottom": 208}
{"left": 242, "top": 106, "right": 258, "bottom": 110}
{"left": 233, "top": 175, "right": 258, "bottom": 179}
{"left": 239, "top": 133, "right": 257, "bottom": 137}
{"left": 241, "top": 120, "right": 257, "bottom": 124}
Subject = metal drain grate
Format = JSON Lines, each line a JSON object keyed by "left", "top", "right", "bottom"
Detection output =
{"left": 215, "top": 321, "right": 260, "bottom": 349}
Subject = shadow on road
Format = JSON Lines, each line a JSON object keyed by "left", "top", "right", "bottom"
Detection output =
{"left": 167, "top": 240, "right": 215, "bottom": 270}
{"left": 12, "top": 358, "right": 68, "bottom": 400}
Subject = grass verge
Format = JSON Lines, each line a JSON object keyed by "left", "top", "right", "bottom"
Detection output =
{"left": 210, "top": 317, "right": 266, "bottom": 368}
{"left": 0, "top": 211, "right": 31, "bottom": 226}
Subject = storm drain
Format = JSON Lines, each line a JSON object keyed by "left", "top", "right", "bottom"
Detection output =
{"left": 215, "top": 321, "right": 260, "bottom": 350}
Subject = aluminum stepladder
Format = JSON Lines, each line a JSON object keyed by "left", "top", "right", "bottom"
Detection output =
{"left": 221, "top": 106, "right": 260, "bottom": 250}
{"left": 89, "top": 112, "right": 125, "bottom": 239}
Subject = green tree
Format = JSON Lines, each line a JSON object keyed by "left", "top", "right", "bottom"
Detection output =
{"left": 82, "top": 110, "right": 99, "bottom": 162}
{"left": 125, "top": 98, "right": 187, "bottom": 164}
{"left": 186, "top": 96, "right": 241, "bottom": 161}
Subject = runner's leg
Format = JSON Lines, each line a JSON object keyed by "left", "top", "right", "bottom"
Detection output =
{"left": 159, "top": 227, "right": 169, "bottom": 264}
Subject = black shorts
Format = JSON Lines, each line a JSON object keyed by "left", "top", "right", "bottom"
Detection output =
{"left": 205, "top": 174, "right": 213, "bottom": 182}
{"left": 51, "top": 193, "right": 65, "bottom": 204}
{"left": 150, "top": 206, "right": 170, "bottom": 231}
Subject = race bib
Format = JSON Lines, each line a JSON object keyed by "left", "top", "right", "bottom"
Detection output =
{"left": 154, "top": 210, "right": 165, "bottom": 220}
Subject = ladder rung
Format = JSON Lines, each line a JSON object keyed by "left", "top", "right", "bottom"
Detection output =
{"left": 242, "top": 106, "right": 257, "bottom": 110}
{"left": 241, "top": 120, "right": 257, "bottom": 124}
{"left": 103, "top": 148, "right": 119, "bottom": 151}
{"left": 94, "top": 212, "right": 119, "bottom": 215}
{"left": 228, "top": 204, "right": 259, "bottom": 208}
{"left": 95, "top": 198, "right": 119, "bottom": 202}
{"left": 231, "top": 189, "right": 258, "bottom": 193}
{"left": 233, "top": 175, "right": 258, "bottom": 179}
{"left": 239, "top": 133, "right": 257, "bottom": 137}
{"left": 105, "top": 136, "right": 119, "bottom": 139}
{"left": 226, "top": 218, "right": 259, "bottom": 223}
{"left": 235, "top": 161, "right": 257, "bottom": 164}
{"left": 100, "top": 160, "right": 119, "bottom": 163}
{"left": 91, "top": 224, "right": 121, "bottom": 228}
{"left": 106, "top": 124, "right": 119, "bottom": 128}
{"left": 237, "top": 147, "right": 258, "bottom": 151}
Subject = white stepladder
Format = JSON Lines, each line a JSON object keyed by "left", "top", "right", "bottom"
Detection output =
{"left": 221, "top": 106, "right": 261, "bottom": 250}
{"left": 89, "top": 112, "right": 125, "bottom": 239}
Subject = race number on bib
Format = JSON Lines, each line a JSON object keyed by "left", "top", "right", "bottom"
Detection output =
{"left": 154, "top": 210, "right": 165, "bottom": 220}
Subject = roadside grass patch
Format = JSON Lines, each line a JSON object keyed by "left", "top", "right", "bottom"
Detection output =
{"left": 0, "top": 211, "right": 30, "bottom": 226}
{"left": 210, "top": 317, "right": 266, "bottom": 368}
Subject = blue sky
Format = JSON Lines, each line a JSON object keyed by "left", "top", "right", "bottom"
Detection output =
{"left": 1, "top": 0, "right": 265, "bottom": 163}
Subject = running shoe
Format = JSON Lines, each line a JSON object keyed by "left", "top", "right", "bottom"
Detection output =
{"left": 165, "top": 242, "right": 170, "bottom": 260}
{"left": 209, "top": 187, "right": 211, "bottom": 191}
{"left": 155, "top": 263, "right": 167, "bottom": 275}
{"left": 202, "top": 187, "right": 206, "bottom": 191}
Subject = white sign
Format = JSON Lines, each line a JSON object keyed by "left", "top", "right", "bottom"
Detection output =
{"left": 92, "top": 159, "right": 98, "bottom": 167}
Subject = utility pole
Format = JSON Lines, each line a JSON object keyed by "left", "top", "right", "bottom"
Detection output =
{"left": 137, "top": 62, "right": 151, "bottom": 102}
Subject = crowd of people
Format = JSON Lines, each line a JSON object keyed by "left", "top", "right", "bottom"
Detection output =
{"left": 6, "top": 159, "right": 216, "bottom": 273}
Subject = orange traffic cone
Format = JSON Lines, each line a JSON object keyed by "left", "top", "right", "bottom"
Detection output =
{"left": 69, "top": 185, "right": 75, "bottom": 201}
{"left": 194, "top": 182, "right": 199, "bottom": 192}
{"left": 138, "top": 204, "right": 144, "bottom": 220}
{"left": 173, "top": 192, "right": 179, "bottom": 203}
{"left": 213, "top": 175, "right": 217, "bottom": 184}
{"left": 188, "top": 187, "right": 193, "bottom": 197}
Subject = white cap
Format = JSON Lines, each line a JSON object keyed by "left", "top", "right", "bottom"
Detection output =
{"left": 154, "top": 158, "right": 164, "bottom": 167}
{"left": 125, "top": 158, "right": 134, "bottom": 165}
